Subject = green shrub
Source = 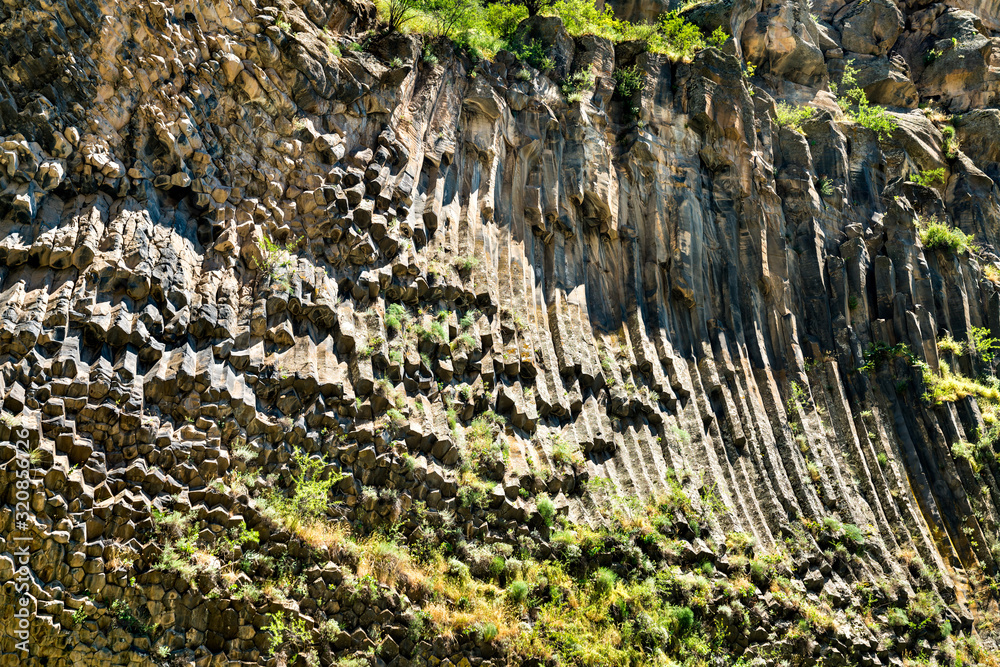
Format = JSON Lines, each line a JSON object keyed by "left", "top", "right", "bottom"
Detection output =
{"left": 262, "top": 448, "right": 344, "bottom": 528}
{"left": 952, "top": 441, "right": 980, "bottom": 473}
{"left": 938, "top": 333, "right": 964, "bottom": 355}
{"left": 919, "top": 217, "right": 974, "bottom": 254}
{"left": 382, "top": 0, "right": 418, "bottom": 32}
{"left": 613, "top": 64, "right": 644, "bottom": 98}
{"left": 455, "top": 256, "right": 479, "bottom": 271}
{"left": 707, "top": 26, "right": 728, "bottom": 47}
{"left": 537, "top": 494, "right": 556, "bottom": 526}
{"left": 774, "top": 103, "right": 815, "bottom": 133}
{"left": 552, "top": 0, "right": 617, "bottom": 37}
{"left": 941, "top": 125, "right": 960, "bottom": 157}
{"left": 842, "top": 523, "right": 865, "bottom": 550}
{"left": 550, "top": 435, "right": 582, "bottom": 467}
{"left": 817, "top": 176, "right": 834, "bottom": 196}
{"left": 833, "top": 63, "right": 898, "bottom": 140}
{"left": 969, "top": 326, "right": 1000, "bottom": 363}
{"left": 111, "top": 599, "right": 155, "bottom": 636}
{"left": 653, "top": 11, "right": 705, "bottom": 61}
{"left": 725, "top": 531, "right": 756, "bottom": 555}
{"left": 671, "top": 606, "right": 695, "bottom": 634}
{"left": 478, "top": 621, "right": 499, "bottom": 642}
{"left": 514, "top": 39, "right": 554, "bottom": 71}
{"left": 385, "top": 303, "right": 409, "bottom": 333}
{"left": 422, "top": 0, "right": 480, "bottom": 39}
{"left": 482, "top": 1, "right": 528, "bottom": 39}
{"left": 913, "top": 168, "right": 946, "bottom": 187}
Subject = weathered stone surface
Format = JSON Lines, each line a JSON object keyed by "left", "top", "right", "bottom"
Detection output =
{"left": 0, "top": 0, "right": 998, "bottom": 665}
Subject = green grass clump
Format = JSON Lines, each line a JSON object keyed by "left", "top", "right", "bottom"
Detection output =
{"left": 937, "top": 333, "right": 964, "bottom": 355}
{"left": 593, "top": 567, "right": 617, "bottom": 596}
{"left": 508, "top": 579, "right": 530, "bottom": 604}
{"left": 385, "top": 303, "right": 409, "bottom": 333}
{"left": 921, "top": 360, "right": 1000, "bottom": 404}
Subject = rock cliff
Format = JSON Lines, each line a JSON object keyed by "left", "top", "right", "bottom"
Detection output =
{"left": 2, "top": 0, "right": 1000, "bottom": 665}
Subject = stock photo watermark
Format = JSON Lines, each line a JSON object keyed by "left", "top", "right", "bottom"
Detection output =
{"left": 9, "top": 419, "right": 34, "bottom": 655}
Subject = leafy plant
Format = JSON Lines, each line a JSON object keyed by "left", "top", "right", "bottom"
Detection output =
{"left": 919, "top": 217, "right": 975, "bottom": 254}
{"left": 255, "top": 233, "right": 301, "bottom": 291}
{"left": 508, "top": 579, "right": 530, "bottom": 604}
{"left": 111, "top": 599, "right": 155, "bottom": 636}
{"left": 424, "top": 0, "right": 480, "bottom": 39}
{"left": 941, "top": 125, "right": 960, "bottom": 158}
{"left": 774, "top": 103, "right": 815, "bottom": 133}
{"left": 382, "top": 0, "right": 418, "bottom": 32}
{"left": 832, "top": 63, "right": 898, "bottom": 140}
{"left": 858, "top": 341, "right": 914, "bottom": 374}
{"left": 514, "top": 39, "right": 554, "bottom": 71}
{"left": 593, "top": 567, "right": 617, "bottom": 596}
{"left": 969, "top": 326, "right": 1000, "bottom": 363}
{"left": 655, "top": 11, "right": 706, "bottom": 61}
{"left": 613, "top": 64, "right": 644, "bottom": 98}
{"left": 561, "top": 64, "right": 596, "bottom": 103}
{"left": 707, "top": 26, "right": 727, "bottom": 47}
{"left": 537, "top": 494, "right": 556, "bottom": 526}
{"left": 817, "top": 176, "right": 834, "bottom": 196}
{"left": 913, "top": 168, "right": 946, "bottom": 187}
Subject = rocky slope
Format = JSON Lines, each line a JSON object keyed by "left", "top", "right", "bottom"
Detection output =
{"left": 2, "top": 0, "right": 1000, "bottom": 665}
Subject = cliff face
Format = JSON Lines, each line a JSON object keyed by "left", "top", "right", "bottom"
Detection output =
{"left": 2, "top": 0, "right": 1000, "bottom": 664}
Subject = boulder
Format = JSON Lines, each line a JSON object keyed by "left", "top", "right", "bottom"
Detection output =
{"left": 835, "top": 0, "right": 904, "bottom": 56}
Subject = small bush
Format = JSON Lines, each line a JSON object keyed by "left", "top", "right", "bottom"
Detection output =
{"left": 514, "top": 39, "right": 554, "bottom": 71}
{"left": 707, "top": 26, "right": 727, "bottom": 47}
{"left": 817, "top": 176, "right": 834, "bottom": 196}
{"left": 774, "top": 103, "right": 815, "bottom": 133}
{"left": 483, "top": 1, "right": 528, "bottom": 39}
{"left": 385, "top": 303, "right": 409, "bottom": 333}
{"left": 833, "top": 63, "right": 897, "bottom": 140}
{"left": 913, "top": 168, "right": 946, "bottom": 187}
{"left": 970, "top": 326, "right": 1000, "bottom": 363}
{"left": 537, "top": 494, "right": 556, "bottom": 526}
{"left": 613, "top": 64, "right": 644, "bottom": 98}
{"left": 919, "top": 217, "right": 974, "bottom": 254}
{"left": 842, "top": 523, "right": 865, "bottom": 550}
{"left": 478, "top": 621, "right": 499, "bottom": 642}
{"left": 941, "top": 125, "right": 960, "bottom": 157}
{"left": 655, "top": 11, "right": 705, "bottom": 61}
{"left": 671, "top": 606, "right": 695, "bottom": 634}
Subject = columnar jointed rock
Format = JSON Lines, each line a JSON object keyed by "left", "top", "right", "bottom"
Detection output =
{"left": 0, "top": 0, "right": 999, "bottom": 664}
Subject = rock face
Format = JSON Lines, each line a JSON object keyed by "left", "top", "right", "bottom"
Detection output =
{"left": 0, "top": 0, "right": 999, "bottom": 665}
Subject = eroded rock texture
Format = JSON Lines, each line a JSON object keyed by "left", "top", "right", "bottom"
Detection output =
{"left": 1, "top": 0, "right": 1000, "bottom": 664}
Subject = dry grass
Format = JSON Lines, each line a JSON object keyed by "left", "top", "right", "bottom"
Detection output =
{"left": 107, "top": 544, "right": 137, "bottom": 570}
